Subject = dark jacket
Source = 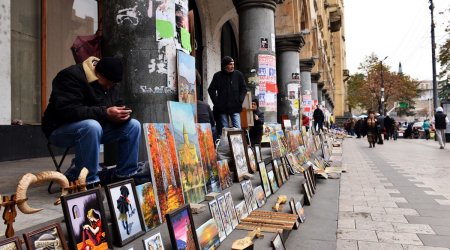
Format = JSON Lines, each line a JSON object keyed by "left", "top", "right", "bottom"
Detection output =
{"left": 197, "top": 100, "right": 215, "bottom": 127}
{"left": 208, "top": 70, "right": 247, "bottom": 114}
{"left": 435, "top": 112, "right": 447, "bottom": 129}
{"left": 42, "top": 64, "right": 124, "bottom": 137}
{"left": 249, "top": 106, "right": 265, "bottom": 145}
{"left": 313, "top": 108, "right": 324, "bottom": 122}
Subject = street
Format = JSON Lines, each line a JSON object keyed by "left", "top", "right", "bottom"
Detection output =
{"left": 338, "top": 137, "right": 450, "bottom": 249}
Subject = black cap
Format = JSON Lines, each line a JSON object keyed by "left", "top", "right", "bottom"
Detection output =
{"left": 221, "top": 56, "right": 234, "bottom": 69}
{"left": 95, "top": 57, "right": 123, "bottom": 82}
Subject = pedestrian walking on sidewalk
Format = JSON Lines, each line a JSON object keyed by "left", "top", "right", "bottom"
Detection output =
{"left": 432, "top": 107, "right": 449, "bottom": 149}
{"left": 313, "top": 105, "right": 325, "bottom": 133}
{"left": 363, "top": 111, "right": 378, "bottom": 148}
{"left": 422, "top": 119, "right": 431, "bottom": 140}
{"left": 376, "top": 113, "right": 384, "bottom": 144}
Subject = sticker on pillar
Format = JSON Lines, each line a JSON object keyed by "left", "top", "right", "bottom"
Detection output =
{"left": 292, "top": 73, "right": 300, "bottom": 80}
{"left": 260, "top": 38, "right": 269, "bottom": 51}
{"left": 156, "top": 0, "right": 176, "bottom": 40}
{"left": 117, "top": 4, "right": 141, "bottom": 25}
{"left": 271, "top": 33, "right": 275, "bottom": 52}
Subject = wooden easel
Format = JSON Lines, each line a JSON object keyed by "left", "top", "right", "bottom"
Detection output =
{"left": 2, "top": 195, "right": 19, "bottom": 238}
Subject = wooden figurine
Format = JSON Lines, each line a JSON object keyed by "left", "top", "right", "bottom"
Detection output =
{"left": 231, "top": 227, "right": 263, "bottom": 250}
{"left": 272, "top": 195, "right": 288, "bottom": 212}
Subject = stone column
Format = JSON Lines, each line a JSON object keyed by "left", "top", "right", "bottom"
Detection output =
{"left": 0, "top": 0, "right": 11, "bottom": 125}
{"left": 311, "top": 73, "right": 320, "bottom": 101}
{"left": 300, "top": 58, "right": 314, "bottom": 95}
{"left": 275, "top": 34, "right": 304, "bottom": 124}
{"left": 318, "top": 81, "right": 324, "bottom": 103}
{"left": 233, "top": 0, "right": 282, "bottom": 123}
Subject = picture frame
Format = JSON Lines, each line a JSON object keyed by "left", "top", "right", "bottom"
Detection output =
{"left": 303, "top": 182, "right": 312, "bottom": 206}
{"left": 240, "top": 180, "right": 258, "bottom": 212}
{"left": 195, "top": 218, "right": 221, "bottom": 250}
{"left": 267, "top": 170, "right": 279, "bottom": 194}
{"left": 295, "top": 200, "right": 306, "bottom": 223}
{"left": 276, "top": 158, "right": 287, "bottom": 183}
{"left": 105, "top": 179, "right": 146, "bottom": 246}
{"left": 60, "top": 188, "right": 111, "bottom": 250}
{"left": 23, "top": 223, "right": 69, "bottom": 250}
{"left": 165, "top": 204, "right": 199, "bottom": 250}
{"left": 224, "top": 192, "right": 239, "bottom": 229}
{"left": 228, "top": 130, "right": 251, "bottom": 181}
{"left": 288, "top": 199, "right": 300, "bottom": 229}
{"left": 280, "top": 156, "right": 290, "bottom": 181}
{"left": 216, "top": 195, "right": 233, "bottom": 235}
{"left": 258, "top": 161, "right": 272, "bottom": 198}
{"left": 309, "top": 165, "right": 317, "bottom": 189}
{"left": 254, "top": 144, "right": 262, "bottom": 163}
{"left": 272, "top": 159, "right": 284, "bottom": 187}
{"left": 234, "top": 200, "right": 249, "bottom": 223}
{"left": 304, "top": 168, "right": 315, "bottom": 195}
{"left": 246, "top": 146, "right": 257, "bottom": 173}
{"left": 208, "top": 199, "right": 228, "bottom": 241}
{"left": 142, "top": 232, "right": 165, "bottom": 250}
{"left": 0, "top": 236, "right": 22, "bottom": 250}
{"left": 253, "top": 185, "right": 266, "bottom": 208}
{"left": 217, "top": 159, "right": 233, "bottom": 190}
{"left": 271, "top": 233, "right": 286, "bottom": 250}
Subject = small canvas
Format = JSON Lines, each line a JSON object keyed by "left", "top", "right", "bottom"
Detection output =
{"left": 177, "top": 50, "right": 197, "bottom": 116}
{"left": 276, "top": 129, "right": 288, "bottom": 156}
{"left": 258, "top": 162, "right": 272, "bottom": 198}
{"left": 195, "top": 218, "right": 221, "bottom": 250}
{"left": 208, "top": 199, "right": 227, "bottom": 241}
{"left": 295, "top": 201, "right": 306, "bottom": 223}
{"left": 224, "top": 192, "right": 239, "bottom": 229}
{"left": 271, "top": 233, "right": 286, "bottom": 250}
{"left": 136, "top": 182, "right": 161, "bottom": 231}
{"left": 217, "top": 159, "right": 233, "bottom": 190}
{"left": 288, "top": 199, "right": 300, "bottom": 229}
{"left": 234, "top": 200, "right": 249, "bottom": 222}
{"left": 143, "top": 232, "right": 165, "bottom": 250}
{"left": 166, "top": 205, "right": 199, "bottom": 250}
{"left": 272, "top": 159, "right": 284, "bottom": 187}
{"left": 217, "top": 195, "right": 233, "bottom": 236}
{"left": 23, "top": 223, "right": 68, "bottom": 250}
{"left": 197, "top": 123, "right": 221, "bottom": 194}
{"left": 254, "top": 185, "right": 266, "bottom": 208}
{"left": 267, "top": 170, "right": 279, "bottom": 194}
{"left": 254, "top": 144, "right": 262, "bottom": 163}
{"left": 280, "top": 157, "right": 290, "bottom": 180}
{"left": 246, "top": 146, "right": 257, "bottom": 173}
{"left": 269, "top": 131, "right": 282, "bottom": 158}
{"left": 228, "top": 131, "right": 250, "bottom": 181}
{"left": 276, "top": 158, "right": 287, "bottom": 183}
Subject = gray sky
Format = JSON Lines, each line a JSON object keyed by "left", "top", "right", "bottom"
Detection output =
{"left": 345, "top": 0, "right": 449, "bottom": 81}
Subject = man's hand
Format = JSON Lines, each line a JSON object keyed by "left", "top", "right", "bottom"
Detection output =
{"left": 255, "top": 115, "right": 259, "bottom": 120}
{"left": 106, "top": 106, "right": 131, "bottom": 122}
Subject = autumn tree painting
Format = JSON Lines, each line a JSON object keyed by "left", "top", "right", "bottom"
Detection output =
{"left": 196, "top": 123, "right": 221, "bottom": 194}
{"left": 136, "top": 183, "right": 161, "bottom": 231}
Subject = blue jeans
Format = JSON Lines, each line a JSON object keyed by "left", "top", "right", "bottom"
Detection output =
{"left": 48, "top": 119, "right": 141, "bottom": 184}
{"left": 219, "top": 113, "right": 241, "bottom": 129}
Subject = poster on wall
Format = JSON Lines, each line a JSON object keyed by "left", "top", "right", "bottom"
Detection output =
{"left": 288, "top": 83, "right": 300, "bottom": 117}
{"left": 175, "top": 0, "right": 191, "bottom": 52}
{"left": 258, "top": 55, "right": 277, "bottom": 111}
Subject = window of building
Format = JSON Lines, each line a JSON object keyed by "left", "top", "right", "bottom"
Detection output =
{"left": 221, "top": 21, "right": 238, "bottom": 67}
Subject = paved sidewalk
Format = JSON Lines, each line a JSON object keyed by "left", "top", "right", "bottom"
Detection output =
{"left": 337, "top": 138, "right": 450, "bottom": 250}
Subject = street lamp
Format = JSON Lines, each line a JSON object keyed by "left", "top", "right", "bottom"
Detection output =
{"left": 380, "top": 56, "right": 388, "bottom": 116}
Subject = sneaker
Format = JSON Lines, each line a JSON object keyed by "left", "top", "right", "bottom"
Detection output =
{"left": 440, "top": 146, "right": 444, "bottom": 149}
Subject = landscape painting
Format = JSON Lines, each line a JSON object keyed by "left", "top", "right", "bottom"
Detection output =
{"left": 144, "top": 123, "right": 185, "bottom": 221}
{"left": 195, "top": 218, "right": 221, "bottom": 250}
{"left": 258, "top": 162, "right": 272, "bottom": 198}
{"left": 166, "top": 205, "right": 199, "bottom": 250}
{"left": 136, "top": 182, "right": 161, "bottom": 231}
{"left": 196, "top": 123, "right": 221, "bottom": 194}
{"left": 168, "top": 101, "right": 206, "bottom": 204}
{"left": 217, "top": 159, "right": 233, "bottom": 190}
{"left": 177, "top": 50, "right": 197, "bottom": 115}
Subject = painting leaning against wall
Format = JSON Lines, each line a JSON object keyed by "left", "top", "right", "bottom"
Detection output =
{"left": 196, "top": 123, "right": 221, "bottom": 194}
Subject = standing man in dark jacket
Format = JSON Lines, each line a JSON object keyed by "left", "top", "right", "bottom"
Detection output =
{"left": 433, "top": 107, "right": 449, "bottom": 149}
{"left": 208, "top": 56, "right": 247, "bottom": 134}
{"left": 249, "top": 98, "right": 265, "bottom": 145}
{"left": 42, "top": 57, "right": 141, "bottom": 185}
{"left": 312, "top": 105, "right": 325, "bottom": 133}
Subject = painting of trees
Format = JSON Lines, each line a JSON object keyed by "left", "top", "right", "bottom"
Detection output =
{"left": 196, "top": 124, "right": 221, "bottom": 194}
{"left": 136, "top": 183, "right": 160, "bottom": 230}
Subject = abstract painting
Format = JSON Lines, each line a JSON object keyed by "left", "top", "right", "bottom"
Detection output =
{"left": 144, "top": 123, "right": 185, "bottom": 222}
{"left": 195, "top": 218, "right": 221, "bottom": 250}
{"left": 143, "top": 232, "right": 165, "bottom": 250}
{"left": 136, "top": 182, "right": 161, "bottom": 231}
{"left": 208, "top": 199, "right": 227, "bottom": 241}
{"left": 177, "top": 50, "right": 196, "bottom": 111}
{"left": 166, "top": 205, "right": 199, "bottom": 250}
{"left": 228, "top": 131, "right": 250, "bottom": 181}
{"left": 196, "top": 123, "right": 221, "bottom": 194}
{"left": 23, "top": 223, "right": 68, "bottom": 250}
{"left": 258, "top": 162, "right": 272, "bottom": 198}
{"left": 217, "top": 159, "right": 233, "bottom": 190}
{"left": 168, "top": 101, "right": 206, "bottom": 204}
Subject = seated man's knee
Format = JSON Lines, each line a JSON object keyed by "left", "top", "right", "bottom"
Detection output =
{"left": 82, "top": 119, "right": 102, "bottom": 137}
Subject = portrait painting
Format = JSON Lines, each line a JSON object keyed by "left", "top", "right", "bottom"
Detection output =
{"left": 166, "top": 205, "right": 199, "bottom": 250}
{"left": 267, "top": 170, "right": 279, "bottom": 194}
{"left": 61, "top": 189, "right": 111, "bottom": 250}
{"left": 105, "top": 180, "right": 146, "bottom": 246}
{"left": 143, "top": 123, "right": 185, "bottom": 222}
{"left": 217, "top": 159, "right": 233, "bottom": 190}
{"left": 195, "top": 219, "right": 220, "bottom": 250}
{"left": 0, "top": 236, "right": 22, "bottom": 250}
{"left": 258, "top": 162, "right": 272, "bottom": 198}
{"left": 253, "top": 185, "right": 266, "bottom": 208}
{"left": 136, "top": 182, "right": 161, "bottom": 231}
{"left": 168, "top": 101, "right": 206, "bottom": 204}
{"left": 227, "top": 131, "right": 250, "bottom": 181}
{"left": 208, "top": 199, "right": 227, "bottom": 241}
{"left": 143, "top": 232, "right": 165, "bottom": 250}
{"left": 234, "top": 201, "right": 249, "bottom": 223}
{"left": 23, "top": 223, "right": 68, "bottom": 250}
{"left": 224, "top": 192, "right": 239, "bottom": 229}
{"left": 216, "top": 195, "right": 233, "bottom": 236}
{"left": 197, "top": 123, "right": 221, "bottom": 194}
{"left": 271, "top": 233, "right": 286, "bottom": 250}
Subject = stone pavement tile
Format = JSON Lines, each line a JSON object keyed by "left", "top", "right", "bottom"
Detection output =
{"left": 337, "top": 229, "right": 378, "bottom": 242}
{"left": 358, "top": 241, "right": 403, "bottom": 250}
{"left": 417, "top": 235, "right": 450, "bottom": 248}
{"left": 402, "top": 245, "right": 450, "bottom": 250}
{"left": 392, "top": 223, "right": 435, "bottom": 234}
{"left": 372, "top": 213, "right": 408, "bottom": 223}
{"left": 339, "top": 211, "right": 372, "bottom": 220}
{"left": 367, "top": 201, "right": 399, "bottom": 208}
{"left": 392, "top": 198, "right": 409, "bottom": 203}
{"left": 406, "top": 216, "right": 450, "bottom": 227}
{"left": 416, "top": 209, "right": 450, "bottom": 217}
{"left": 425, "top": 191, "right": 441, "bottom": 196}
{"left": 286, "top": 239, "right": 336, "bottom": 249}
{"left": 435, "top": 199, "right": 450, "bottom": 206}
{"left": 354, "top": 206, "right": 387, "bottom": 214}
{"left": 430, "top": 225, "right": 450, "bottom": 236}
{"left": 355, "top": 219, "right": 395, "bottom": 232}
{"left": 339, "top": 204, "right": 354, "bottom": 212}
{"left": 338, "top": 219, "right": 356, "bottom": 229}
{"left": 397, "top": 203, "right": 450, "bottom": 211}
{"left": 377, "top": 232, "right": 423, "bottom": 245}
{"left": 336, "top": 239, "right": 358, "bottom": 250}
{"left": 385, "top": 208, "right": 420, "bottom": 216}
{"left": 340, "top": 200, "right": 369, "bottom": 207}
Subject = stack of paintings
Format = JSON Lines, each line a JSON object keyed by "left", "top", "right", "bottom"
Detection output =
{"left": 143, "top": 123, "right": 185, "bottom": 221}
{"left": 196, "top": 123, "right": 221, "bottom": 194}
{"left": 168, "top": 101, "right": 206, "bottom": 204}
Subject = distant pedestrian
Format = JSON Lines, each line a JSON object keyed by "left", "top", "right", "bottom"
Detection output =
{"left": 364, "top": 111, "right": 378, "bottom": 148}
{"left": 302, "top": 114, "right": 310, "bottom": 132}
{"left": 329, "top": 113, "right": 334, "bottom": 128}
{"left": 422, "top": 119, "right": 430, "bottom": 140}
{"left": 249, "top": 98, "right": 264, "bottom": 145}
{"left": 432, "top": 107, "right": 449, "bottom": 149}
{"left": 376, "top": 113, "right": 384, "bottom": 144}
{"left": 313, "top": 105, "right": 325, "bottom": 134}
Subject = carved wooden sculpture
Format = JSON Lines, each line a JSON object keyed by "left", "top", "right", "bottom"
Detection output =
{"left": 231, "top": 227, "right": 263, "bottom": 250}
{"left": 272, "top": 195, "right": 288, "bottom": 212}
{"left": 2, "top": 195, "right": 17, "bottom": 238}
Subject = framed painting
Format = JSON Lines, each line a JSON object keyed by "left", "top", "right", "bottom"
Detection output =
{"left": 258, "top": 162, "right": 272, "bottom": 198}
{"left": 254, "top": 144, "right": 262, "bottom": 163}
{"left": 276, "top": 130, "right": 288, "bottom": 156}
{"left": 272, "top": 159, "right": 284, "bottom": 187}
{"left": 143, "top": 232, "right": 165, "bottom": 250}
{"left": 60, "top": 188, "right": 111, "bottom": 250}
{"left": 208, "top": 199, "right": 227, "bottom": 241}
{"left": 227, "top": 130, "right": 250, "bottom": 181}
{"left": 136, "top": 182, "right": 161, "bottom": 231}
{"left": 304, "top": 168, "right": 315, "bottom": 195}
{"left": 246, "top": 146, "right": 257, "bottom": 173}
{"left": 295, "top": 200, "right": 306, "bottom": 223}
{"left": 288, "top": 199, "right": 300, "bottom": 229}
{"left": 303, "top": 183, "right": 312, "bottom": 206}
{"left": 309, "top": 165, "right": 317, "bottom": 189}
{"left": 23, "top": 223, "right": 68, "bottom": 250}
{"left": 280, "top": 157, "right": 290, "bottom": 181}
{"left": 195, "top": 218, "right": 221, "bottom": 250}
{"left": 253, "top": 185, "right": 266, "bottom": 208}
{"left": 168, "top": 101, "right": 206, "bottom": 204}
{"left": 177, "top": 50, "right": 197, "bottom": 116}
{"left": 240, "top": 180, "right": 258, "bottom": 212}
{"left": 224, "top": 192, "right": 239, "bottom": 229}
{"left": 196, "top": 123, "right": 221, "bottom": 194}
{"left": 143, "top": 123, "right": 185, "bottom": 222}
{"left": 269, "top": 131, "right": 282, "bottom": 159}
{"left": 0, "top": 236, "right": 22, "bottom": 250}
{"left": 276, "top": 158, "right": 287, "bottom": 183}
{"left": 267, "top": 170, "right": 279, "bottom": 194}
{"left": 105, "top": 179, "right": 146, "bottom": 246}
{"left": 217, "top": 159, "right": 233, "bottom": 190}
{"left": 165, "top": 205, "right": 199, "bottom": 250}
{"left": 234, "top": 200, "right": 249, "bottom": 223}
{"left": 286, "top": 153, "right": 303, "bottom": 174}
{"left": 271, "top": 233, "right": 286, "bottom": 250}
{"left": 216, "top": 195, "right": 233, "bottom": 236}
